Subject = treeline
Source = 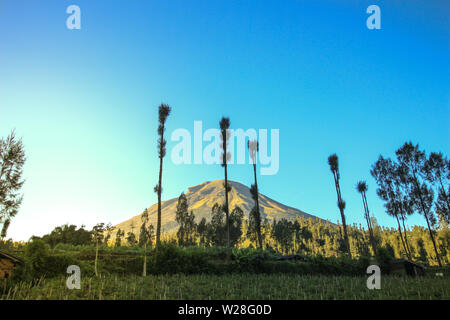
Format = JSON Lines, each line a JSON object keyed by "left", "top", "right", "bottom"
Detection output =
{"left": 15, "top": 206, "right": 447, "bottom": 266}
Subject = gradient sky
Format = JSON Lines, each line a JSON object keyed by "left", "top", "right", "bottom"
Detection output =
{"left": 0, "top": 0, "right": 449, "bottom": 241}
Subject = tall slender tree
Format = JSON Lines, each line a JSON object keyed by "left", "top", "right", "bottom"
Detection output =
{"left": 356, "top": 181, "right": 377, "bottom": 256}
{"left": 154, "top": 103, "right": 171, "bottom": 249}
{"left": 328, "top": 154, "right": 351, "bottom": 258}
{"left": 219, "top": 116, "right": 232, "bottom": 262}
{"left": 140, "top": 208, "right": 149, "bottom": 276}
{"left": 396, "top": 142, "right": 442, "bottom": 266}
{"left": 248, "top": 140, "right": 263, "bottom": 250}
{"left": 0, "top": 130, "right": 26, "bottom": 240}
{"left": 92, "top": 223, "right": 106, "bottom": 277}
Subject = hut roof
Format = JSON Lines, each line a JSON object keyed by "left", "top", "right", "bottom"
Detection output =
{"left": 0, "top": 250, "right": 22, "bottom": 264}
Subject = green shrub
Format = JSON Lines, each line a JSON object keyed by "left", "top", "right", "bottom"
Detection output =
{"left": 376, "top": 247, "right": 394, "bottom": 274}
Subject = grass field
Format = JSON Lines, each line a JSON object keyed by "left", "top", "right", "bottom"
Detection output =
{"left": 2, "top": 274, "right": 449, "bottom": 300}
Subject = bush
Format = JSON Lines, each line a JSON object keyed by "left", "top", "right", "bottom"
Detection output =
{"left": 147, "top": 244, "right": 210, "bottom": 274}
{"left": 376, "top": 247, "right": 394, "bottom": 274}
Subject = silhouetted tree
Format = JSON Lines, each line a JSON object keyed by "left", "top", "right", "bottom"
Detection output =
{"left": 328, "top": 154, "right": 351, "bottom": 258}
{"left": 371, "top": 156, "right": 412, "bottom": 260}
{"left": 424, "top": 152, "right": 450, "bottom": 224}
{"left": 396, "top": 142, "right": 442, "bottom": 266}
{"left": 248, "top": 140, "right": 263, "bottom": 250}
{"left": 220, "top": 116, "right": 232, "bottom": 261}
{"left": 0, "top": 130, "right": 26, "bottom": 240}
{"left": 154, "top": 103, "right": 171, "bottom": 249}
{"left": 356, "top": 181, "right": 377, "bottom": 256}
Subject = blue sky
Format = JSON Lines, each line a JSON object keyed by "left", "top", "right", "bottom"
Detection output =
{"left": 0, "top": 0, "right": 449, "bottom": 241}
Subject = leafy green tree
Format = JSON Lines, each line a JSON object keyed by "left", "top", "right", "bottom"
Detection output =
{"left": 115, "top": 228, "right": 124, "bottom": 247}
{"left": 396, "top": 142, "right": 442, "bottom": 266}
{"left": 356, "top": 181, "right": 377, "bottom": 256}
{"left": 328, "top": 154, "right": 351, "bottom": 258}
{"left": 0, "top": 130, "right": 26, "bottom": 240}
{"left": 208, "top": 203, "right": 227, "bottom": 246}
{"left": 126, "top": 231, "right": 137, "bottom": 246}
{"left": 197, "top": 217, "right": 208, "bottom": 246}
{"left": 154, "top": 103, "right": 171, "bottom": 249}
{"left": 175, "top": 193, "right": 197, "bottom": 246}
{"left": 271, "top": 219, "right": 295, "bottom": 254}
{"left": 24, "top": 239, "right": 49, "bottom": 278}
{"left": 139, "top": 208, "right": 153, "bottom": 276}
{"left": 41, "top": 224, "right": 93, "bottom": 248}
{"left": 92, "top": 223, "right": 106, "bottom": 276}
{"left": 219, "top": 116, "right": 232, "bottom": 261}
{"left": 229, "top": 206, "right": 244, "bottom": 247}
{"left": 104, "top": 223, "right": 115, "bottom": 246}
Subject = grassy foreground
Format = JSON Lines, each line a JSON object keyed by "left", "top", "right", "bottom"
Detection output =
{"left": 2, "top": 274, "right": 449, "bottom": 300}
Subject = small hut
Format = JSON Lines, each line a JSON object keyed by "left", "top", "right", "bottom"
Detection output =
{"left": 0, "top": 250, "right": 22, "bottom": 279}
{"left": 389, "top": 259, "right": 425, "bottom": 277}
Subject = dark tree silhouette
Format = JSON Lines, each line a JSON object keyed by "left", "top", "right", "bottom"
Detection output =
{"left": 248, "top": 140, "right": 263, "bottom": 250}
{"left": 424, "top": 152, "right": 450, "bottom": 223}
{"left": 328, "top": 154, "right": 351, "bottom": 258}
{"left": 395, "top": 142, "right": 442, "bottom": 266}
{"left": 371, "top": 156, "right": 412, "bottom": 260}
{"left": 219, "top": 116, "right": 232, "bottom": 262}
{"left": 0, "top": 130, "right": 26, "bottom": 240}
{"left": 356, "top": 181, "right": 377, "bottom": 256}
{"left": 154, "top": 103, "right": 171, "bottom": 249}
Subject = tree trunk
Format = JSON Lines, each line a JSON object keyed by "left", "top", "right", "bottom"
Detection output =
{"left": 95, "top": 239, "right": 99, "bottom": 277}
{"left": 253, "top": 163, "right": 263, "bottom": 250}
{"left": 362, "top": 193, "right": 377, "bottom": 256}
{"left": 413, "top": 176, "right": 442, "bottom": 267}
{"left": 224, "top": 165, "right": 230, "bottom": 262}
{"left": 334, "top": 173, "right": 351, "bottom": 258}
{"left": 143, "top": 242, "right": 147, "bottom": 277}
{"left": 400, "top": 213, "right": 412, "bottom": 260}
{"left": 395, "top": 214, "right": 409, "bottom": 260}
{"left": 156, "top": 129, "right": 165, "bottom": 250}
{"left": 223, "top": 131, "right": 230, "bottom": 263}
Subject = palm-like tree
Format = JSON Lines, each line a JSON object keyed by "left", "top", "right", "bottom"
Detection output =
{"left": 248, "top": 140, "right": 262, "bottom": 250}
{"left": 220, "top": 116, "right": 231, "bottom": 262}
{"left": 328, "top": 154, "right": 351, "bottom": 258}
{"left": 356, "top": 181, "right": 377, "bottom": 256}
{"left": 154, "top": 103, "right": 171, "bottom": 249}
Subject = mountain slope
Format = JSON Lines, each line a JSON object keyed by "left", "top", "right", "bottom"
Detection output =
{"left": 114, "top": 180, "right": 322, "bottom": 236}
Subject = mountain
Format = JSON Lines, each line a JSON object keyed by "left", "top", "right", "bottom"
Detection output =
{"left": 114, "top": 180, "right": 323, "bottom": 236}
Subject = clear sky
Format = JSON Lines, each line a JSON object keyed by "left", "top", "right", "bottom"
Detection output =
{"left": 0, "top": 0, "right": 449, "bottom": 241}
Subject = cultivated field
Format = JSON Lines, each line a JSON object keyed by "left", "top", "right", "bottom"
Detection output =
{"left": 2, "top": 274, "right": 449, "bottom": 300}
